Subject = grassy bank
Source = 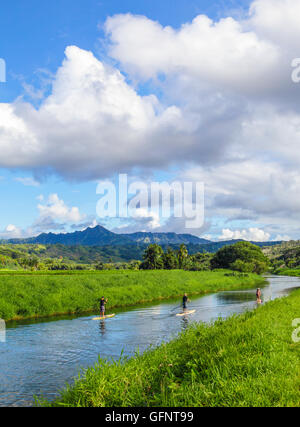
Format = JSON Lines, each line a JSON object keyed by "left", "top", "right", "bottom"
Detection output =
{"left": 276, "top": 268, "right": 300, "bottom": 277}
{"left": 45, "top": 289, "right": 300, "bottom": 407}
{"left": 0, "top": 270, "right": 264, "bottom": 321}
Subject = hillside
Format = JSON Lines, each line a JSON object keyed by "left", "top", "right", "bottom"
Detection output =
{"left": 4, "top": 225, "right": 210, "bottom": 247}
{"left": 263, "top": 240, "right": 300, "bottom": 269}
{"left": 0, "top": 239, "right": 282, "bottom": 270}
{"left": 126, "top": 232, "right": 210, "bottom": 245}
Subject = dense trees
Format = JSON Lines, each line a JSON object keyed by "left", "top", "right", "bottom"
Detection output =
{"left": 140, "top": 244, "right": 164, "bottom": 270}
{"left": 163, "top": 247, "right": 179, "bottom": 270}
{"left": 211, "top": 242, "right": 269, "bottom": 274}
{"left": 140, "top": 242, "right": 269, "bottom": 274}
{"left": 141, "top": 244, "right": 213, "bottom": 271}
{"left": 178, "top": 244, "right": 189, "bottom": 269}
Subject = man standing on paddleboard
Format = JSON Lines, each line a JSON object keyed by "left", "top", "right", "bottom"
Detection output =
{"left": 100, "top": 296, "right": 108, "bottom": 318}
{"left": 183, "top": 293, "right": 191, "bottom": 311}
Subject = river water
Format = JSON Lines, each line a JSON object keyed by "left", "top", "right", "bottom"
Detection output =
{"left": 0, "top": 275, "right": 299, "bottom": 406}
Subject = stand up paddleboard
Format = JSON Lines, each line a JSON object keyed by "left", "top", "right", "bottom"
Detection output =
{"left": 176, "top": 310, "right": 196, "bottom": 317}
{"left": 93, "top": 314, "right": 116, "bottom": 320}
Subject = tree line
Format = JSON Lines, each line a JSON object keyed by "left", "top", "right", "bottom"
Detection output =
{"left": 140, "top": 241, "right": 270, "bottom": 274}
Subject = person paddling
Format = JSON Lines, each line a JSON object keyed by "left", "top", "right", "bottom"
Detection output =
{"left": 183, "top": 293, "right": 191, "bottom": 311}
{"left": 100, "top": 296, "right": 108, "bottom": 318}
{"left": 256, "top": 288, "right": 262, "bottom": 304}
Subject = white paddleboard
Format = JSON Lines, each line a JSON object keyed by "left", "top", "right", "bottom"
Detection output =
{"left": 176, "top": 310, "right": 196, "bottom": 317}
{"left": 93, "top": 314, "right": 116, "bottom": 320}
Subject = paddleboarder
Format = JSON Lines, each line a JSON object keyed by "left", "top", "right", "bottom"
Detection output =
{"left": 100, "top": 296, "right": 108, "bottom": 318}
{"left": 183, "top": 293, "right": 191, "bottom": 311}
{"left": 256, "top": 288, "right": 262, "bottom": 304}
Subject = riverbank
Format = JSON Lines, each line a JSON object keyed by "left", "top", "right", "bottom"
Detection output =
{"left": 0, "top": 270, "right": 265, "bottom": 322}
{"left": 45, "top": 288, "right": 300, "bottom": 407}
{"left": 276, "top": 268, "right": 300, "bottom": 277}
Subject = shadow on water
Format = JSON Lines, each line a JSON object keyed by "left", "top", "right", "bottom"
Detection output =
{"left": 0, "top": 275, "right": 299, "bottom": 406}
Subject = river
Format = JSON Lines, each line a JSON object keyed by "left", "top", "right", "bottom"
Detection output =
{"left": 0, "top": 275, "right": 298, "bottom": 406}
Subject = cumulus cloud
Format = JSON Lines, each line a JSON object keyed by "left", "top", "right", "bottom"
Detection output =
{"left": 36, "top": 193, "right": 85, "bottom": 224}
{"left": 0, "top": 194, "right": 89, "bottom": 239}
{"left": 113, "top": 208, "right": 161, "bottom": 233}
{"left": 23, "top": 193, "right": 86, "bottom": 235}
{"left": 219, "top": 227, "right": 271, "bottom": 241}
{"left": 0, "top": 0, "right": 300, "bottom": 238}
{"left": 0, "top": 46, "right": 190, "bottom": 180}
{"left": 105, "top": 11, "right": 280, "bottom": 95}
{"left": 0, "top": 224, "right": 23, "bottom": 239}
{"left": 180, "top": 158, "right": 300, "bottom": 240}
{"left": 0, "top": 0, "right": 299, "bottom": 182}
{"left": 249, "top": 0, "right": 300, "bottom": 50}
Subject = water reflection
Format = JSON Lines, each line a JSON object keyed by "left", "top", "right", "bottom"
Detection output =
{"left": 99, "top": 320, "right": 106, "bottom": 337}
{"left": 181, "top": 316, "right": 189, "bottom": 330}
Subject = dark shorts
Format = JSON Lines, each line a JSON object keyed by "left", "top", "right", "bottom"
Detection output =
{"left": 100, "top": 305, "right": 105, "bottom": 313}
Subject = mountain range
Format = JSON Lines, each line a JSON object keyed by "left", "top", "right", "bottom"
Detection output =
{"left": 3, "top": 225, "right": 281, "bottom": 250}
{"left": 4, "top": 225, "right": 211, "bottom": 246}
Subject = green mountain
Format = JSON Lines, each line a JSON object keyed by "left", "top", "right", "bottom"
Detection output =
{"left": 125, "top": 232, "right": 211, "bottom": 245}
{"left": 262, "top": 240, "right": 300, "bottom": 269}
{"left": 4, "top": 225, "right": 211, "bottom": 247}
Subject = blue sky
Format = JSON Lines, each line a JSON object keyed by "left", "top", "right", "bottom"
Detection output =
{"left": 1, "top": 0, "right": 251, "bottom": 102}
{"left": 0, "top": 0, "right": 299, "bottom": 241}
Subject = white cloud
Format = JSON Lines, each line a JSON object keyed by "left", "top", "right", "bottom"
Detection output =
{"left": 1, "top": 45, "right": 196, "bottom": 180}
{"left": 219, "top": 228, "right": 271, "bottom": 241}
{"left": 249, "top": 0, "right": 300, "bottom": 50}
{"left": 272, "top": 234, "right": 291, "bottom": 241}
{"left": 0, "top": 194, "right": 89, "bottom": 238}
{"left": 0, "top": 0, "right": 298, "bottom": 182}
{"left": 114, "top": 208, "right": 161, "bottom": 233}
{"left": 36, "top": 193, "right": 85, "bottom": 224}
{"left": 0, "top": 0, "right": 299, "bottom": 238}
{"left": 132, "top": 208, "right": 161, "bottom": 230}
{"left": 180, "top": 158, "right": 300, "bottom": 240}
{"left": 0, "top": 224, "right": 23, "bottom": 239}
{"left": 105, "top": 11, "right": 280, "bottom": 95}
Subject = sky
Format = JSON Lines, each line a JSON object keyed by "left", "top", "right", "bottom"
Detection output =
{"left": 0, "top": 0, "right": 300, "bottom": 242}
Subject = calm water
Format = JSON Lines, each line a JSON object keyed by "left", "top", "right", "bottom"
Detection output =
{"left": 0, "top": 275, "right": 299, "bottom": 406}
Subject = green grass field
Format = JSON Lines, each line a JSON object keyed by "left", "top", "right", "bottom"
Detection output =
{"left": 0, "top": 270, "right": 264, "bottom": 321}
{"left": 45, "top": 289, "right": 300, "bottom": 407}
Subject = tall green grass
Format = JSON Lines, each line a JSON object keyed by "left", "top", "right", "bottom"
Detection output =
{"left": 0, "top": 270, "right": 264, "bottom": 321}
{"left": 45, "top": 289, "right": 300, "bottom": 407}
